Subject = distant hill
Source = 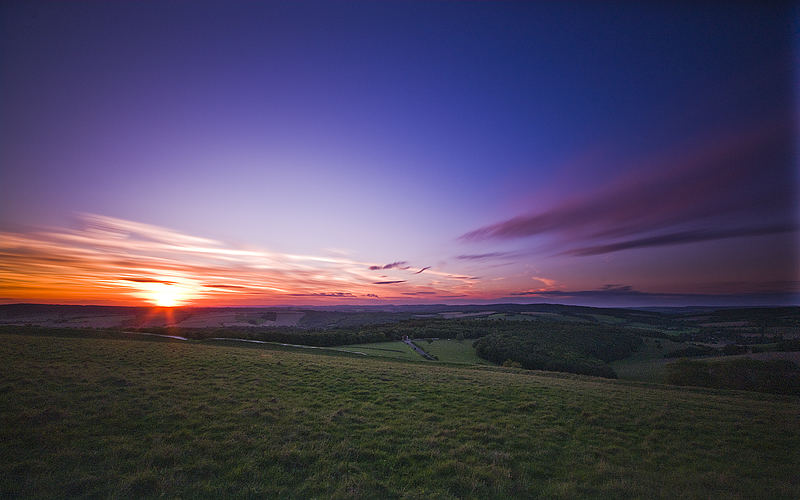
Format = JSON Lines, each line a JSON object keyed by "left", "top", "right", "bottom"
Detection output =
{"left": 1, "top": 303, "right": 797, "bottom": 331}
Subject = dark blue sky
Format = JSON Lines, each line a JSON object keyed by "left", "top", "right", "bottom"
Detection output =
{"left": 1, "top": 1, "right": 797, "bottom": 306}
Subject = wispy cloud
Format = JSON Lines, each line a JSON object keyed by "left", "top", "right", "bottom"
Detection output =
{"left": 289, "top": 292, "right": 357, "bottom": 298}
{"left": 0, "top": 214, "right": 483, "bottom": 305}
{"left": 461, "top": 121, "right": 796, "bottom": 256}
{"left": 122, "top": 277, "right": 177, "bottom": 285}
{"left": 456, "top": 252, "right": 518, "bottom": 261}
{"left": 562, "top": 224, "right": 797, "bottom": 257}
{"left": 369, "top": 261, "right": 410, "bottom": 271}
{"left": 505, "top": 284, "right": 799, "bottom": 307}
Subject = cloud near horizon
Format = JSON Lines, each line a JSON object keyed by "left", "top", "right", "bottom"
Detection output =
{"left": 0, "top": 214, "right": 486, "bottom": 306}
{"left": 507, "top": 284, "right": 799, "bottom": 307}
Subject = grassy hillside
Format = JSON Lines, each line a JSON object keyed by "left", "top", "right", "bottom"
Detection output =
{"left": 2, "top": 332, "right": 798, "bottom": 499}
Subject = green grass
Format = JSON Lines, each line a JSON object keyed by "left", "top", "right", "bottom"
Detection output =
{"left": 415, "top": 339, "right": 495, "bottom": 365}
{"left": 610, "top": 337, "right": 685, "bottom": 383}
{"left": 338, "top": 341, "right": 423, "bottom": 361}
{"left": 1, "top": 332, "right": 799, "bottom": 499}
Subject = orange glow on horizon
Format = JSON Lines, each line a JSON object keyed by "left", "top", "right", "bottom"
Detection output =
{"left": 0, "top": 214, "right": 499, "bottom": 307}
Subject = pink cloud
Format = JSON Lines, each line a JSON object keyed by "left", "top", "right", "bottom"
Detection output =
{"left": 0, "top": 214, "right": 487, "bottom": 305}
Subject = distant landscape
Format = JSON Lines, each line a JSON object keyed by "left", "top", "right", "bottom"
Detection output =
{"left": 1, "top": 302, "right": 798, "bottom": 499}
{"left": 2, "top": 303, "right": 799, "bottom": 388}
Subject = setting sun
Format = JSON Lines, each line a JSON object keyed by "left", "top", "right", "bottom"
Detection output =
{"left": 140, "top": 283, "right": 189, "bottom": 307}
{"left": 153, "top": 289, "right": 179, "bottom": 307}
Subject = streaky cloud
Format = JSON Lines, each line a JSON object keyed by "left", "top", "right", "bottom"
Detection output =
{"left": 505, "top": 286, "right": 799, "bottom": 307}
{"left": 289, "top": 292, "right": 357, "bottom": 297}
{"left": 460, "top": 121, "right": 796, "bottom": 256}
{"left": 0, "top": 214, "right": 483, "bottom": 305}
{"left": 562, "top": 224, "right": 798, "bottom": 256}
{"left": 455, "top": 252, "right": 517, "bottom": 261}
{"left": 369, "top": 261, "right": 409, "bottom": 271}
{"left": 122, "top": 277, "right": 177, "bottom": 285}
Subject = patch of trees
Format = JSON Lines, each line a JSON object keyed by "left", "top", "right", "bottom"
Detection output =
{"left": 376, "top": 319, "right": 489, "bottom": 340}
{"left": 665, "top": 358, "right": 800, "bottom": 396}
{"left": 471, "top": 322, "right": 643, "bottom": 379}
{"left": 132, "top": 326, "right": 392, "bottom": 347}
{"left": 134, "top": 318, "right": 487, "bottom": 345}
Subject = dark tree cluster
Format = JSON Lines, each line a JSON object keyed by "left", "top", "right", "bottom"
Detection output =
{"left": 471, "top": 322, "right": 643, "bottom": 378}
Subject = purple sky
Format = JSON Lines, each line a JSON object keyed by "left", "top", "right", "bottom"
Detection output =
{"left": 1, "top": 1, "right": 798, "bottom": 307}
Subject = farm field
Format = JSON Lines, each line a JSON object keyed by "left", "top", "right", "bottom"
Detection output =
{"left": 336, "top": 341, "right": 423, "bottom": 362}
{"left": 2, "top": 332, "right": 799, "bottom": 499}
{"left": 339, "top": 339, "right": 498, "bottom": 365}
{"left": 411, "top": 338, "right": 494, "bottom": 365}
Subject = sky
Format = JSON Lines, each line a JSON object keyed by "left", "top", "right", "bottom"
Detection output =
{"left": 1, "top": 1, "right": 798, "bottom": 308}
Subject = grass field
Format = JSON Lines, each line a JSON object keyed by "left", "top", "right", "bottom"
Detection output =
{"left": 336, "top": 341, "right": 423, "bottom": 362}
{"left": 609, "top": 337, "right": 685, "bottom": 383}
{"left": 337, "top": 339, "right": 495, "bottom": 365}
{"left": 2, "top": 332, "right": 799, "bottom": 499}
{"left": 411, "top": 339, "right": 494, "bottom": 365}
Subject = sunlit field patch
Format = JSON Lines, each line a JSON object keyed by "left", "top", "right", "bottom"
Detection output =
{"left": 410, "top": 338, "right": 494, "bottom": 365}
{"left": 337, "top": 341, "right": 423, "bottom": 361}
{"left": 1, "top": 332, "right": 798, "bottom": 499}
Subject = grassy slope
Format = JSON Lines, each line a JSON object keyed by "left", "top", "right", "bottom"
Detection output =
{"left": 1, "top": 333, "right": 798, "bottom": 500}
{"left": 341, "top": 339, "right": 496, "bottom": 365}
{"left": 610, "top": 337, "right": 686, "bottom": 383}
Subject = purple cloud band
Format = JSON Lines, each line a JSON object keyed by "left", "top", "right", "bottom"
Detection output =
{"left": 563, "top": 223, "right": 797, "bottom": 257}
{"left": 461, "top": 122, "right": 796, "bottom": 256}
